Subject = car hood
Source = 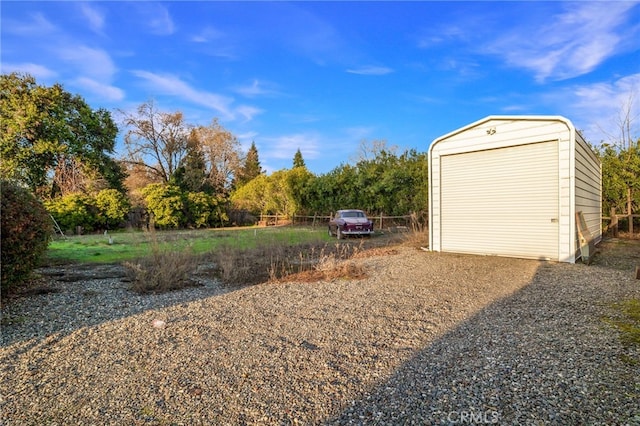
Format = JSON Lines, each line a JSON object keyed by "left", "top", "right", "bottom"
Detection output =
{"left": 342, "top": 217, "right": 370, "bottom": 224}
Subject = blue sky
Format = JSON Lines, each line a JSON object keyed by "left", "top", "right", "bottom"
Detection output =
{"left": 2, "top": 1, "right": 640, "bottom": 174}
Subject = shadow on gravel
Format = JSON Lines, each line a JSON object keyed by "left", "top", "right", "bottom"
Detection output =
{"left": 0, "top": 262, "right": 246, "bottom": 348}
{"left": 0, "top": 233, "right": 406, "bottom": 348}
{"left": 327, "top": 240, "right": 640, "bottom": 425}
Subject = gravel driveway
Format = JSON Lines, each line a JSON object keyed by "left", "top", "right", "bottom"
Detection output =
{"left": 1, "top": 240, "right": 639, "bottom": 425}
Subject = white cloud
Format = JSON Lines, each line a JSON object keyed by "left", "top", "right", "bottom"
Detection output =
{"left": 346, "top": 66, "right": 394, "bottom": 76}
{"left": 58, "top": 45, "right": 117, "bottom": 82}
{"left": 132, "top": 70, "right": 240, "bottom": 120}
{"left": 74, "top": 77, "right": 125, "bottom": 102}
{"left": 262, "top": 133, "right": 321, "bottom": 161}
{"left": 80, "top": 3, "right": 105, "bottom": 33}
{"left": 548, "top": 73, "right": 640, "bottom": 144}
{"left": 486, "top": 2, "right": 639, "bottom": 82}
{"left": 235, "top": 105, "right": 263, "bottom": 122}
{"left": 139, "top": 3, "right": 175, "bottom": 36}
{"left": 3, "top": 12, "right": 57, "bottom": 36}
{"left": 235, "top": 79, "right": 280, "bottom": 98}
{"left": 0, "top": 62, "right": 57, "bottom": 80}
{"left": 191, "top": 26, "right": 224, "bottom": 43}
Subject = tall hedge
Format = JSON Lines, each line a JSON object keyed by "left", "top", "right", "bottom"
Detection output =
{"left": 1, "top": 180, "right": 52, "bottom": 292}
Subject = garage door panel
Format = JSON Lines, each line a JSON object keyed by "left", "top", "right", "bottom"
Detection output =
{"left": 441, "top": 141, "right": 559, "bottom": 260}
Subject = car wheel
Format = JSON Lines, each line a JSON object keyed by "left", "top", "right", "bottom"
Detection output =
{"left": 337, "top": 227, "right": 343, "bottom": 240}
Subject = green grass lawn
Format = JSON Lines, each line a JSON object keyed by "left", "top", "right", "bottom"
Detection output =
{"left": 45, "top": 226, "right": 333, "bottom": 264}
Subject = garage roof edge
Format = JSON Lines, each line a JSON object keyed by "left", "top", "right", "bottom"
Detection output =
{"left": 428, "top": 115, "right": 574, "bottom": 155}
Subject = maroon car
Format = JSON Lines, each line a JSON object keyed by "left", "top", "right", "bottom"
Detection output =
{"left": 328, "top": 209, "right": 374, "bottom": 239}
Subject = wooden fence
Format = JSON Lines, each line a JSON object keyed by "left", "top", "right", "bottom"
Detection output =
{"left": 602, "top": 207, "right": 639, "bottom": 237}
{"left": 258, "top": 212, "right": 428, "bottom": 232}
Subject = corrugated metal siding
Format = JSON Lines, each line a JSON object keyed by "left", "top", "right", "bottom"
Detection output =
{"left": 574, "top": 135, "right": 602, "bottom": 252}
{"left": 440, "top": 141, "right": 559, "bottom": 260}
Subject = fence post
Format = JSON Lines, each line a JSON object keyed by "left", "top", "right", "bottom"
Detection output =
{"left": 628, "top": 188, "right": 633, "bottom": 235}
{"left": 611, "top": 207, "right": 618, "bottom": 238}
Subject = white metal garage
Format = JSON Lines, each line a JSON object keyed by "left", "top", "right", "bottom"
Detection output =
{"left": 428, "top": 116, "right": 601, "bottom": 263}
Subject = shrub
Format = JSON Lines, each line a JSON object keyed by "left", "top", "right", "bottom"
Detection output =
{"left": 185, "top": 192, "right": 214, "bottom": 228}
{"left": 45, "top": 193, "right": 98, "bottom": 233}
{"left": 1, "top": 180, "right": 52, "bottom": 292}
{"left": 95, "top": 189, "right": 130, "bottom": 229}
{"left": 141, "top": 184, "right": 185, "bottom": 229}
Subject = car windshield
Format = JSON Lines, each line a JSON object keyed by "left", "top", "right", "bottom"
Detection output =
{"left": 342, "top": 211, "right": 365, "bottom": 218}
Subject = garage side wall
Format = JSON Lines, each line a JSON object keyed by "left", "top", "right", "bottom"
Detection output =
{"left": 574, "top": 133, "right": 602, "bottom": 255}
{"left": 429, "top": 116, "right": 574, "bottom": 262}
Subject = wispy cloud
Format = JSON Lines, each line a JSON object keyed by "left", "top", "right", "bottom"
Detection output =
{"left": 58, "top": 46, "right": 117, "bottom": 81}
{"left": 132, "top": 71, "right": 261, "bottom": 122}
{"left": 346, "top": 65, "right": 394, "bottom": 76}
{"left": 235, "top": 105, "right": 263, "bottom": 123}
{"left": 191, "top": 26, "right": 224, "bottom": 43}
{"left": 486, "top": 2, "right": 639, "bottom": 82}
{"left": 74, "top": 77, "right": 124, "bottom": 102}
{"left": 2, "top": 12, "right": 57, "bottom": 36}
{"left": 54, "top": 45, "right": 124, "bottom": 101}
{"left": 139, "top": 3, "right": 175, "bottom": 36}
{"left": 0, "top": 62, "right": 57, "bottom": 80}
{"left": 546, "top": 73, "right": 640, "bottom": 144}
{"left": 234, "top": 79, "right": 280, "bottom": 98}
{"left": 262, "top": 133, "right": 321, "bottom": 161}
{"left": 416, "top": 25, "right": 469, "bottom": 50}
{"left": 79, "top": 3, "right": 105, "bottom": 34}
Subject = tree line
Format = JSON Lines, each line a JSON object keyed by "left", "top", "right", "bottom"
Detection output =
{"left": 1, "top": 72, "right": 637, "bottom": 233}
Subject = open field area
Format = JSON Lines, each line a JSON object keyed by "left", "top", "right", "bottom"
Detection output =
{"left": 1, "top": 236, "right": 639, "bottom": 424}
{"left": 44, "top": 226, "right": 341, "bottom": 264}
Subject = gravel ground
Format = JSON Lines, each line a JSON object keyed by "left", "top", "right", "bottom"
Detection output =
{"left": 1, "top": 241, "right": 639, "bottom": 425}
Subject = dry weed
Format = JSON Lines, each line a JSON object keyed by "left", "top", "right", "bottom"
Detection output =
{"left": 210, "top": 240, "right": 369, "bottom": 286}
{"left": 401, "top": 220, "right": 429, "bottom": 248}
{"left": 123, "top": 231, "right": 201, "bottom": 293}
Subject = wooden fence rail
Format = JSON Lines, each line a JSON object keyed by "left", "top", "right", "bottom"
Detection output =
{"left": 602, "top": 207, "right": 639, "bottom": 237}
{"left": 259, "top": 212, "right": 427, "bottom": 231}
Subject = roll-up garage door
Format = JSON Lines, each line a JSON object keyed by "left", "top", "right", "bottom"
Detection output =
{"left": 440, "top": 141, "right": 559, "bottom": 260}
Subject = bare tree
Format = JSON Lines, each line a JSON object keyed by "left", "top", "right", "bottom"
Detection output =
{"left": 119, "top": 100, "right": 191, "bottom": 183}
{"left": 352, "top": 138, "right": 398, "bottom": 163}
{"left": 190, "top": 119, "right": 242, "bottom": 194}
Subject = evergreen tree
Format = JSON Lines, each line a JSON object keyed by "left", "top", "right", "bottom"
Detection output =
{"left": 172, "top": 144, "right": 208, "bottom": 193}
{"left": 293, "top": 148, "right": 306, "bottom": 168}
{"left": 236, "top": 141, "right": 262, "bottom": 187}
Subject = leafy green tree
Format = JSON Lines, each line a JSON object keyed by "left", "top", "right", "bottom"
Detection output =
{"left": 95, "top": 189, "right": 131, "bottom": 229}
{"left": 141, "top": 183, "right": 185, "bottom": 229}
{"left": 298, "top": 148, "right": 428, "bottom": 216}
{"left": 303, "top": 164, "right": 358, "bottom": 213}
{"left": 598, "top": 141, "right": 640, "bottom": 215}
{"left": 45, "top": 193, "right": 98, "bottom": 233}
{"left": 293, "top": 148, "right": 306, "bottom": 169}
{"left": 231, "top": 174, "right": 270, "bottom": 215}
{"left": 231, "top": 168, "right": 311, "bottom": 217}
{"left": 1, "top": 73, "right": 124, "bottom": 198}
{"left": 184, "top": 191, "right": 228, "bottom": 228}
